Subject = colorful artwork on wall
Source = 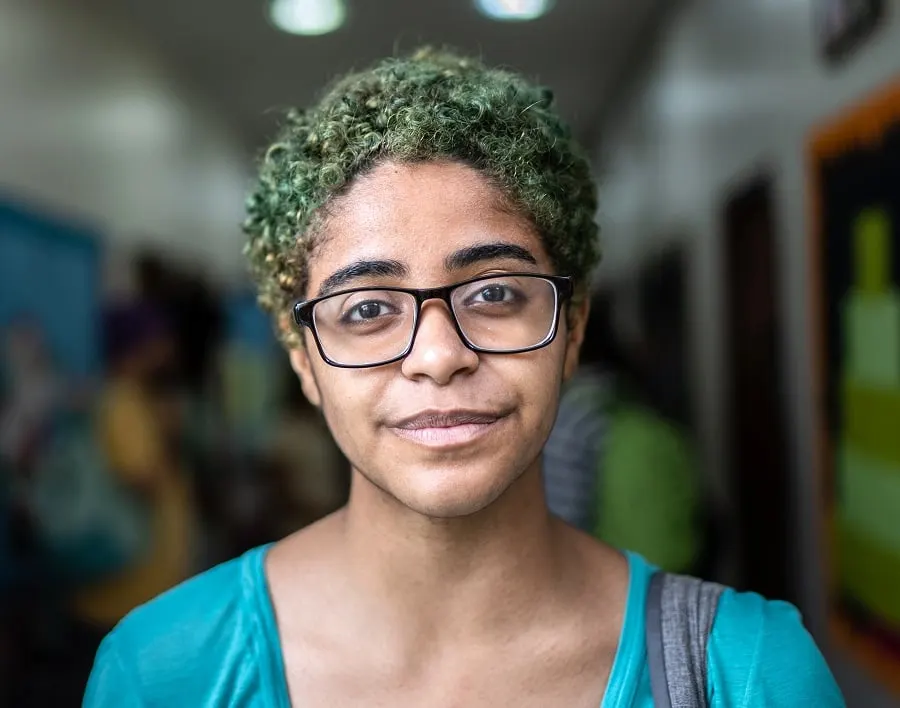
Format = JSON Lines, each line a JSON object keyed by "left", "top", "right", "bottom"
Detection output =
{"left": 809, "top": 79, "right": 900, "bottom": 692}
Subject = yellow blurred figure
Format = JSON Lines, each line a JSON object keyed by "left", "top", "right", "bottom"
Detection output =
{"left": 73, "top": 303, "right": 194, "bottom": 627}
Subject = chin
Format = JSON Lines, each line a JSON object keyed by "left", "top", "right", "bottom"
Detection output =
{"left": 384, "top": 463, "right": 518, "bottom": 519}
{"left": 404, "top": 493, "right": 500, "bottom": 520}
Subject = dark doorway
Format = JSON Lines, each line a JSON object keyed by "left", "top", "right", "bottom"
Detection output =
{"left": 722, "top": 173, "right": 793, "bottom": 603}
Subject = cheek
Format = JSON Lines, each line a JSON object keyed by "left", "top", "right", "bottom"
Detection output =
{"left": 532, "top": 372, "right": 563, "bottom": 434}
{"left": 507, "top": 352, "right": 564, "bottom": 427}
{"left": 314, "top": 370, "right": 384, "bottom": 450}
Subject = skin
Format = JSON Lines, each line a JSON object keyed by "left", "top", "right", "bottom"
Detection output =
{"left": 266, "top": 160, "right": 629, "bottom": 707}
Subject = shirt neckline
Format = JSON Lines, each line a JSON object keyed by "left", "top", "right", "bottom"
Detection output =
{"left": 249, "top": 542, "right": 650, "bottom": 708}
{"left": 248, "top": 543, "right": 291, "bottom": 708}
{"left": 601, "top": 550, "right": 652, "bottom": 707}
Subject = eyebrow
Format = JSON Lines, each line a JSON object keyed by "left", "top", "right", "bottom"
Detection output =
{"left": 316, "top": 259, "right": 408, "bottom": 298}
{"left": 443, "top": 242, "right": 537, "bottom": 271}
{"left": 315, "top": 242, "right": 537, "bottom": 298}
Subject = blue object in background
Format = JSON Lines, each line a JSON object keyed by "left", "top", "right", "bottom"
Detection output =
{"left": 220, "top": 291, "right": 281, "bottom": 452}
{"left": 0, "top": 197, "right": 102, "bottom": 377}
{"left": 224, "top": 291, "right": 278, "bottom": 353}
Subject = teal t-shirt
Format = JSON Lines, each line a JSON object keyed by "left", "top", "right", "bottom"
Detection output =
{"left": 84, "top": 545, "right": 845, "bottom": 707}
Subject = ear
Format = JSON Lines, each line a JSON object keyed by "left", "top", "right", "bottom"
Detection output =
{"left": 289, "top": 344, "right": 322, "bottom": 408}
{"left": 562, "top": 296, "right": 590, "bottom": 383}
{"left": 281, "top": 313, "right": 322, "bottom": 408}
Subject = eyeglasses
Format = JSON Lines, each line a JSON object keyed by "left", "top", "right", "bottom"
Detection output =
{"left": 293, "top": 272, "right": 574, "bottom": 369}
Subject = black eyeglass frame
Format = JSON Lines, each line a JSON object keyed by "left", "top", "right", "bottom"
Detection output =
{"left": 292, "top": 272, "right": 575, "bottom": 369}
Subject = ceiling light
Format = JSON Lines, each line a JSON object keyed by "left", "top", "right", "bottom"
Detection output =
{"left": 269, "top": 0, "right": 346, "bottom": 36}
{"left": 475, "top": 0, "right": 552, "bottom": 21}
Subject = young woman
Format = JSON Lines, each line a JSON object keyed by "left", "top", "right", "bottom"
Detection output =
{"left": 84, "top": 48, "right": 844, "bottom": 707}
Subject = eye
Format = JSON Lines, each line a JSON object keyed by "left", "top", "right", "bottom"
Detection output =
{"left": 344, "top": 300, "right": 394, "bottom": 322}
{"left": 474, "top": 284, "right": 512, "bottom": 303}
{"left": 456, "top": 278, "right": 529, "bottom": 314}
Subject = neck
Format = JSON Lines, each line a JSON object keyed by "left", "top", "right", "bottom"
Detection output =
{"left": 338, "top": 459, "right": 576, "bottom": 644}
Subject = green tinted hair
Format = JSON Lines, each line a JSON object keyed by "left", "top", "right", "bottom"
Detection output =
{"left": 243, "top": 47, "right": 600, "bottom": 345}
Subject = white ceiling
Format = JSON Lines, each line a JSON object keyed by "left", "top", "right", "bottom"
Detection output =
{"left": 61, "top": 0, "right": 668, "bottom": 153}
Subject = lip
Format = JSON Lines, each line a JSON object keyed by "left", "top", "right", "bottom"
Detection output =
{"left": 388, "top": 408, "right": 508, "bottom": 448}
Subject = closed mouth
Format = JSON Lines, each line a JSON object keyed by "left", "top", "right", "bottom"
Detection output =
{"left": 387, "top": 408, "right": 510, "bottom": 447}
{"left": 391, "top": 409, "right": 505, "bottom": 430}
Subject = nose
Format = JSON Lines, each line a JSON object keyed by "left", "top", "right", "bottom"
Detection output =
{"left": 400, "top": 299, "right": 479, "bottom": 385}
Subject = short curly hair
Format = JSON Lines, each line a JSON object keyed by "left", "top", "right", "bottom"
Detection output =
{"left": 243, "top": 47, "right": 600, "bottom": 345}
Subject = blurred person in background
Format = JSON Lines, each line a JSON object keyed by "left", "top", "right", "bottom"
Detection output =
{"left": 0, "top": 318, "right": 95, "bottom": 706}
{"left": 135, "top": 252, "right": 223, "bottom": 396}
{"left": 542, "top": 292, "right": 617, "bottom": 531}
{"left": 0, "top": 321, "right": 61, "bottom": 704}
{"left": 590, "top": 324, "right": 704, "bottom": 578}
{"left": 267, "top": 367, "right": 349, "bottom": 535}
{"left": 619, "top": 248, "right": 720, "bottom": 578}
{"left": 134, "top": 252, "right": 227, "bottom": 566}
{"left": 64, "top": 302, "right": 196, "bottom": 697}
{"left": 84, "top": 48, "right": 842, "bottom": 706}
{"left": 544, "top": 290, "right": 705, "bottom": 576}
{"left": 0, "top": 320, "right": 66, "bottom": 468}
{"left": 134, "top": 252, "right": 224, "bottom": 464}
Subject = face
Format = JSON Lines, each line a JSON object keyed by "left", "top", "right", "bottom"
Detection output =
{"left": 289, "top": 160, "right": 588, "bottom": 519}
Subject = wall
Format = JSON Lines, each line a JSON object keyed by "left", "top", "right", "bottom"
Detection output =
{"left": 0, "top": 0, "right": 251, "bottom": 284}
{"left": 596, "top": 1, "right": 900, "bottom": 704}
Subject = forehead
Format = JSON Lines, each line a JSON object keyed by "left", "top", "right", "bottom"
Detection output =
{"left": 307, "top": 161, "right": 549, "bottom": 285}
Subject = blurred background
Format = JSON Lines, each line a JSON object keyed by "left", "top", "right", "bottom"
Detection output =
{"left": 0, "top": 0, "right": 899, "bottom": 705}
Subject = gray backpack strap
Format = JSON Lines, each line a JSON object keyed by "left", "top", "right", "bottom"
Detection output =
{"left": 645, "top": 573, "right": 672, "bottom": 708}
{"left": 645, "top": 571, "right": 726, "bottom": 708}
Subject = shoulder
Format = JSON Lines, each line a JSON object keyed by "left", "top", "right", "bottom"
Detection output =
{"left": 84, "top": 545, "right": 275, "bottom": 706}
{"left": 707, "top": 588, "right": 845, "bottom": 707}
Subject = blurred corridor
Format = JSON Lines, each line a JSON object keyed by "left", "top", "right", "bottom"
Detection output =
{"left": 1, "top": 0, "right": 899, "bottom": 705}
